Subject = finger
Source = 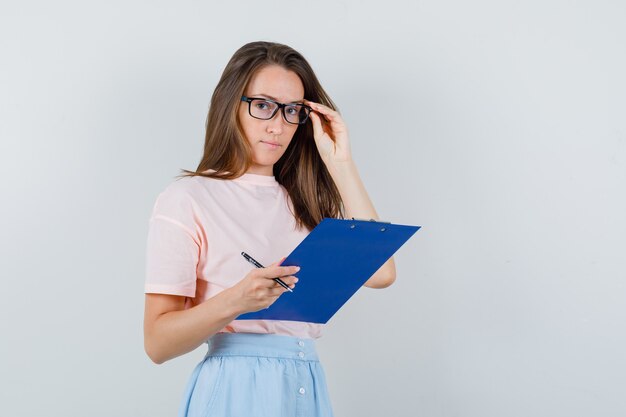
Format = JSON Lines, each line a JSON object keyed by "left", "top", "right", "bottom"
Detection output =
{"left": 258, "top": 275, "right": 297, "bottom": 289}
{"left": 260, "top": 259, "right": 295, "bottom": 277}
{"left": 263, "top": 279, "right": 298, "bottom": 297}
{"left": 305, "top": 101, "right": 339, "bottom": 119}
{"left": 260, "top": 266, "right": 300, "bottom": 281}
{"left": 268, "top": 257, "right": 287, "bottom": 267}
{"left": 315, "top": 109, "right": 333, "bottom": 123}
{"left": 278, "top": 276, "right": 299, "bottom": 287}
{"left": 309, "top": 111, "right": 324, "bottom": 138}
{"left": 268, "top": 284, "right": 294, "bottom": 297}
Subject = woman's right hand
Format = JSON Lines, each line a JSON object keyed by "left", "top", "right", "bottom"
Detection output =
{"left": 227, "top": 260, "right": 300, "bottom": 314}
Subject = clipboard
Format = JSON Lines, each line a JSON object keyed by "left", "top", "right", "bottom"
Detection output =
{"left": 236, "top": 217, "right": 421, "bottom": 324}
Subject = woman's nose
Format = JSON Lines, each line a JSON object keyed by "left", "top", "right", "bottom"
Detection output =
{"left": 266, "top": 109, "right": 285, "bottom": 134}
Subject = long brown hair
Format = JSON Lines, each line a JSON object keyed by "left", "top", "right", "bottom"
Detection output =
{"left": 178, "top": 41, "right": 343, "bottom": 230}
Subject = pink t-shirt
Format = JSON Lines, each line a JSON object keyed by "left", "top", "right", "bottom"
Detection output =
{"left": 144, "top": 171, "right": 323, "bottom": 339}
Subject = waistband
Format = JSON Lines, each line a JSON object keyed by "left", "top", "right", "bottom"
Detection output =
{"left": 205, "top": 332, "right": 319, "bottom": 362}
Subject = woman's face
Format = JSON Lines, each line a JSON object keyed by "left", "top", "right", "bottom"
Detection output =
{"left": 238, "top": 65, "right": 304, "bottom": 176}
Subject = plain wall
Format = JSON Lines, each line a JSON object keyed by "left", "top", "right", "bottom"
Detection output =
{"left": 1, "top": 1, "right": 625, "bottom": 416}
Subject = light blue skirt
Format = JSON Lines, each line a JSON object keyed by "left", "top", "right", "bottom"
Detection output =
{"left": 178, "top": 332, "right": 335, "bottom": 417}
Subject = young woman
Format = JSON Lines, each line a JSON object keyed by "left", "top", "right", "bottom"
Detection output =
{"left": 143, "top": 41, "right": 396, "bottom": 417}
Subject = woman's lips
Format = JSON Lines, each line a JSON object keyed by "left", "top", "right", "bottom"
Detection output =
{"left": 260, "top": 141, "right": 281, "bottom": 149}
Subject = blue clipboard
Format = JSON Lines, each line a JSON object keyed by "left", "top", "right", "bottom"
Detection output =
{"left": 236, "top": 218, "right": 421, "bottom": 324}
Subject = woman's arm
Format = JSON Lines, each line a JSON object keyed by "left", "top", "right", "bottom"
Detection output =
{"left": 305, "top": 100, "right": 396, "bottom": 289}
{"left": 144, "top": 291, "right": 240, "bottom": 364}
{"left": 144, "top": 263, "right": 299, "bottom": 364}
{"left": 324, "top": 160, "right": 396, "bottom": 289}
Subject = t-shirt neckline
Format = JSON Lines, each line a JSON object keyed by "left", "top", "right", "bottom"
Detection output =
{"left": 201, "top": 169, "right": 279, "bottom": 186}
{"left": 235, "top": 172, "right": 279, "bottom": 186}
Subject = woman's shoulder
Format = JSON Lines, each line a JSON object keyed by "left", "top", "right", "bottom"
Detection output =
{"left": 151, "top": 174, "right": 216, "bottom": 216}
{"left": 157, "top": 175, "right": 202, "bottom": 200}
{"left": 154, "top": 172, "right": 239, "bottom": 209}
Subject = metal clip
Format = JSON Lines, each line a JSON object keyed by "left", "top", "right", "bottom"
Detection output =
{"left": 350, "top": 217, "right": 392, "bottom": 224}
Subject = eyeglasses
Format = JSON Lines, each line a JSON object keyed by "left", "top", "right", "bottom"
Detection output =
{"left": 241, "top": 96, "right": 312, "bottom": 125}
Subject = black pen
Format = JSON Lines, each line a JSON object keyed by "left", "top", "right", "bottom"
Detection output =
{"left": 241, "top": 252, "right": 294, "bottom": 293}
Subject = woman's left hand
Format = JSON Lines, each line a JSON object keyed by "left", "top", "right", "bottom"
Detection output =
{"left": 304, "top": 99, "right": 352, "bottom": 164}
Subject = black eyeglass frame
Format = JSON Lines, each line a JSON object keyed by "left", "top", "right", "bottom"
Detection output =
{"left": 241, "top": 95, "right": 312, "bottom": 125}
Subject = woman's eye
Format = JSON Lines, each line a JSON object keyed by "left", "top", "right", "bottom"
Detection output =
{"left": 286, "top": 106, "right": 298, "bottom": 115}
{"left": 255, "top": 102, "right": 269, "bottom": 110}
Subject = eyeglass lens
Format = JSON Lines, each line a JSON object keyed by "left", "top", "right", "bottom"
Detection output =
{"left": 249, "top": 99, "right": 309, "bottom": 124}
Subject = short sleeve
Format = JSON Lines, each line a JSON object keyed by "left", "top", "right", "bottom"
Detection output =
{"left": 144, "top": 185, "right": 201, "bottom": 297}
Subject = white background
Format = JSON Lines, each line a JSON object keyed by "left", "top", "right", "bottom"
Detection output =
{"left": 1, "top": 1, "right": 625, "bottom": 416}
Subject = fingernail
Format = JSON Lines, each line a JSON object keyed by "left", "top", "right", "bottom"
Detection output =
{"left": 294, "top": 278, "right": 299, "bottom": 283}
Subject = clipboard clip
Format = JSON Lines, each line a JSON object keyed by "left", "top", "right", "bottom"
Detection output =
{"left": 350, "top": 217, "right": 392, "bottom": 224}
{"left": 349, "top": 217, "right": 391, "bottom": 232}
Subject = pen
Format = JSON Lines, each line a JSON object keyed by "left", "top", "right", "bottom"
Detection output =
{"left": 241, "top": 252, "right": 294, "bottom": 293}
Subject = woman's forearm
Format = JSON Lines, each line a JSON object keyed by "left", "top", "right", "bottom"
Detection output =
{"left": 144, "top": 289, "right": 241, "bottom": 364}
{"left": 325, "top": 159, "right": 397, "bottom": 288}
